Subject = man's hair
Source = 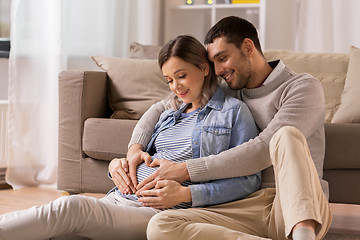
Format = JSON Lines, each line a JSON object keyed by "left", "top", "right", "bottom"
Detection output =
{"left": 158, "top": 35, "right": 218, "bottom": 110}
{"left": 204, "top": 16, "right": 263, "bottom": 55}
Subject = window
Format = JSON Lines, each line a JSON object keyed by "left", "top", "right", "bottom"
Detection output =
{"left": 0, "top": 0, "right": 11, "bottom": 39}
{"left": 0, "top": 0, "right": 10, "bottom": 58}
{"left": 0, "top": 0, "right": 9, "bottom": 188}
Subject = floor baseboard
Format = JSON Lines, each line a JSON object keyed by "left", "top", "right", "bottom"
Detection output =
{"left": 0, "top": 167, "right": 11, "bottom": 189}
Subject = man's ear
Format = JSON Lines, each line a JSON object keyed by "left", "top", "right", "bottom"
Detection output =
{"left": 242, "top": 38, "right": 255, "bottom": 56}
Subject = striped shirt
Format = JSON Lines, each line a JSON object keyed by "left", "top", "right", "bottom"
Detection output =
{"left": 120, "top": 109, "right": 200, "bottom": 209}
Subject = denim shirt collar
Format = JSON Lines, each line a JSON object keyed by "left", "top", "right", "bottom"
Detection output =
{"left": 145, "top": 86, "right": 226, "bottom": 154}
{"left": 204, "top": 86, "right": 225, "bottom": 111}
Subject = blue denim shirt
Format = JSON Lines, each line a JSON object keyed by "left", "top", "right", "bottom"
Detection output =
{"left": 146, "top": 87, "right": 261, "bottom": 207}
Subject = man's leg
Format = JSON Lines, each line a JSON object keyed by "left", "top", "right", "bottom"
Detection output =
{"left": 147, "top": 189, "right": 275, "bottom": 240}
{"left": 268, "top": 126, "right": 332, "bottom": 240}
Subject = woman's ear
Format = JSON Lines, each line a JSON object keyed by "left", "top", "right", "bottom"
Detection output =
{"left": 200, "top": 63, "right": 209, "bottom": 76}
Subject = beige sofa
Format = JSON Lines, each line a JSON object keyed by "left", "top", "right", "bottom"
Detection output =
{"left": 58, "top": 46, "right": 360, "bottom": 238}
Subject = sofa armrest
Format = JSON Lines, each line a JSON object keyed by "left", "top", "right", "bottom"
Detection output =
{"left": 58, "top": 70, "right": 109, "bottom": 192}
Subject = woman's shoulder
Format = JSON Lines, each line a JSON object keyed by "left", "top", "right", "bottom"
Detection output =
{"left": 222, "top": 93, "right": 246, "bottom": 111}
{"left": 207, "top": 87, "right": 247, "bottom": 113}
{"left": 158, "top": 109, "right": 176, "bottom": 120}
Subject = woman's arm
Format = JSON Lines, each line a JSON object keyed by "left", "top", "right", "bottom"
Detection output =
{"left": 110, "top": 101, "right": 167, "bottom": 192}
{"left": 137, "top": 173, "right": 261, "bottom": 208}
{"left": 187, "top": 100, "right": 261, "bottom": 207}
{"left": 189, "top": 174, "right": 261, "bottom": 207}
{"left": 138, "top": 99, "right": 262, "bottom": 208}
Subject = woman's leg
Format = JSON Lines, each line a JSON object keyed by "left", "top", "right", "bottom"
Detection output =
{"left": 0, "top": 193, "right": 159, "bottom": 240}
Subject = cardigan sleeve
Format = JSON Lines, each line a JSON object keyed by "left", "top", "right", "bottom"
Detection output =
{"left": 128, "top": 100, "right": 166, "bottom": 149}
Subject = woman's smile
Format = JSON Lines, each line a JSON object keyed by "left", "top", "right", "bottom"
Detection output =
{"left": 178, "top": 89, "right": 189, "bottom": 98}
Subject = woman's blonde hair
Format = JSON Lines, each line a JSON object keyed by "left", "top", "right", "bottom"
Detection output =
{"left": 158, "top": 35, "right": 218, "bottom": 110}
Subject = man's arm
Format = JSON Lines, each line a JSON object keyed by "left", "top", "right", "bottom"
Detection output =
{"left": 187, "top": 77, "right": 325, "bottom": 182}
{"left": 139, "top": 77, "right": 325, "bottom": 184}
{"left": 134, "top": 77, "right": 325, "bottom": 185}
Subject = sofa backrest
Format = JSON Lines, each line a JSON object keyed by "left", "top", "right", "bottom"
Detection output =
{"left": 264, "top": 50, "right": 349, "bottom": 122}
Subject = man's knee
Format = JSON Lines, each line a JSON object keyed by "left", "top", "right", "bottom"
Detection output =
{"left": 269, "top": 126, "right": 308, "bottom": 164}
{"left": 270, "top": 126, "right": 305, "bottom": 148}
{"left": 147, "top": 210, "right": 184, "bottom": 240}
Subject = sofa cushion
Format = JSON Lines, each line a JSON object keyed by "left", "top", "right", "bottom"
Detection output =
{"left": 323, "top": 123, "right": 360, "bottom": 204}
{"left": 83, "top": 118, "right": 138, "bottom": 161}
{"left": 264, "top": 50, "right": 348, "bottom": 122}
{"left": 128, "top": 42, "right": 161, "bottom": 59}
{"left": 92, "top": 56, "right": 171, "bottom": 119}
{"left": 323, "top": 123, "right": 360, "bottom": 169}
{"left": 324, "top": 169, "right": 360, "bottom": 204}
{"left": 126, "top": 47, "right": 349, "bottom": 123}
{"left": 332, "top": 46, "right": 360, "bottom": 123}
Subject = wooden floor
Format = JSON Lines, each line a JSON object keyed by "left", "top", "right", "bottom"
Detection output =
{"left": 0, "top": 188, "right": 105, "bottom": 215}
{"left": 1, "top": 188, "right": 360, "bottom": 239}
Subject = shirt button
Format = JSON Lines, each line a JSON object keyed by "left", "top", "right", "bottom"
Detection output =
{"left": 194, "top": 141, "right": 197, "bottom": 145}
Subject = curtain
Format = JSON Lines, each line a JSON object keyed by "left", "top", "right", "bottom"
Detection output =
{"left": 7, "top": 0, "right": 162, "bottom": 189}
{"left": 296, "top": 0, "right": 360, "bottom": 53}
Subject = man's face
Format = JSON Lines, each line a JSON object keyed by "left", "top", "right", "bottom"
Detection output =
{"left": 207, "top": 37, "right": 252, "bottom": 90}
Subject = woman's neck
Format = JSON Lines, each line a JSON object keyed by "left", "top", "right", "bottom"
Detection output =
{"left": 184, "top": 103, "right": 199, "bottom": 113}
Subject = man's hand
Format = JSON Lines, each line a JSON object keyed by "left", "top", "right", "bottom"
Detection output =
{"left": 136, "top": 159, "right": 190, "bottom": 192}
{"left": 137, "top": 180, "right": 191, "bottom": 209}
{"left": 126, "top": 144, "right": 152, "bottom": 188}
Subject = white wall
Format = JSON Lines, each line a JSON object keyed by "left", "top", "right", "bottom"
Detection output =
{"left": 263, "top": 0, "right": 298, "bottom": 51}
{"left": 264, "top": 0, "right": 360, "bottom": 53}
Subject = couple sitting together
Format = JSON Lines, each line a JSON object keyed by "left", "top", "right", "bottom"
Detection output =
{"left": 0, "top": 16, "right": 332, "bottom": 240}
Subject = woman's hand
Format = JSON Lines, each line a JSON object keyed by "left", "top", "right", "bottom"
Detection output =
{"left": 137, "top": 180, "right": 191, "bottom": 209}
{"left": 126, "top": 144, "right": 153, "bottom": 188}
{"left": 108, "top": 158, "right": 136, "bottom": 194}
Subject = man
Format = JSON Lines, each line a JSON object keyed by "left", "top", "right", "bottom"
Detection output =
{"left": 112, "top": 16, "right": 332, "bottom": 240}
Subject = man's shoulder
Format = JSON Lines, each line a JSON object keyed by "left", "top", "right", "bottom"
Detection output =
{"left": 283, "top": 67, "right": 323, "bottom": 92}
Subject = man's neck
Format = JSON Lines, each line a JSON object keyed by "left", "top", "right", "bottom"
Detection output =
{"left": 248, "top": 58, "right": 273, "bottom": 89}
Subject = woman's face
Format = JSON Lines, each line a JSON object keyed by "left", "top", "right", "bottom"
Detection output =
{"left": 162, "top": 56, "right": 207, "bottom": 110}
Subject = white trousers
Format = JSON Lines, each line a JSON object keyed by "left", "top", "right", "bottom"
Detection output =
{"left": 0, "top": 192, "right": 160, "bottom": 240}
